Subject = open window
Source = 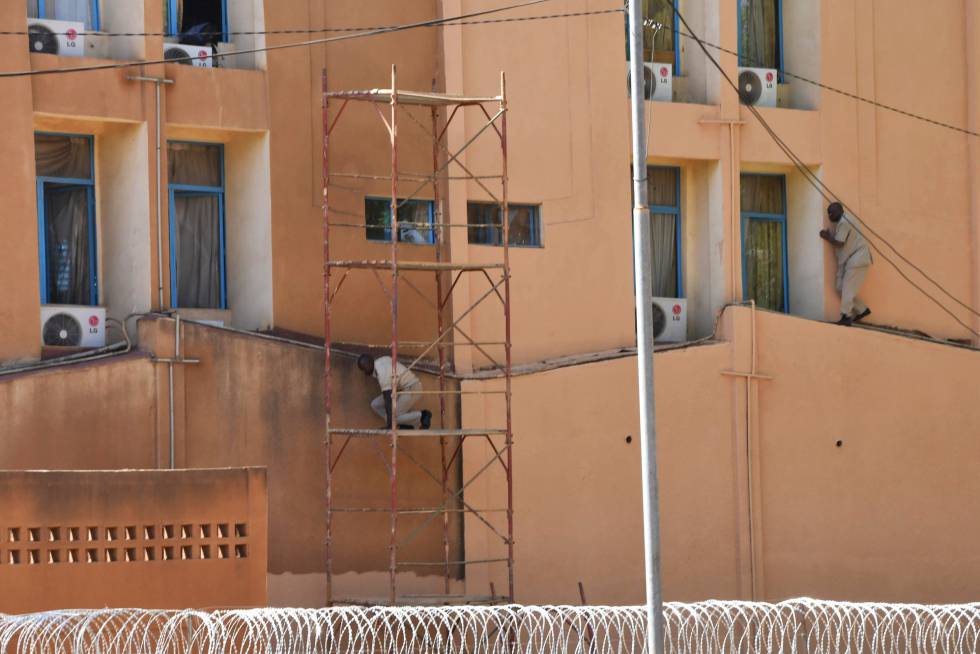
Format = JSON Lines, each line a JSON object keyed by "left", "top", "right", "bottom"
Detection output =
{"left": 644, "top": 0, "right": 678, "bottom": 72}
{"left": 467, "top": 203, "right": 541, "bottom": 248}
{"left": 28, "top": 0, "right": 100, "bottom": 31}
{"left": 741, "top": 173, "right": 788, "bottom": 312}
{"left": 165, "top": 0, "right": 226, "bottom": 44}
{"left": 168, "top": 142, "right": 226, "bottom": 310}
{"left": 365, "top": 197, "right": 435, "bottom": 244}
{"left": 35, "top": 133, "right": 98, "bottom": 306}
{"left": 738, "top": 0, "right": 782, "bottom": 73}
{"left": 648, "top": 166, "right": 683, "bottom": 298}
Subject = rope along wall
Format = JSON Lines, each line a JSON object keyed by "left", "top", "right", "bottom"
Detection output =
{"left": 4, "top": 600, "right": 980, "bottom": 654}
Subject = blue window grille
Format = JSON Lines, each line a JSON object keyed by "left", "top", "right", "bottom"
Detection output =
{"left": 364, "top": 197, "right": 436, "bottom": 245}
{"left": 740, "top": 173, "right": 789, "bottom": 313}
{"left": 467, "top": 203, "right": 542, "bottom": 248}
{"left": 165, "top": 0, "right": 228, "bottom": 41}
{"left": 168, "top": 141, "right": 226, "bottom": 309}
{"left": 35, "top": 132, "right": 98, "bottom": 306}
{"left": 648, "top": 166, "right": 683, "bottom": 298}
{"left": 737, "top": 0, "right": 785, "bottom": 82}
{"left": 29, "top": 0, "right": 101, "bottom": 31}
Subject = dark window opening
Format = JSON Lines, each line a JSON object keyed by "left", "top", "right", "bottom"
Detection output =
{"left": 364, "top": 198, "right": 435, "bottom": 244}
{"left": 467, "top": 203, "right": 541, "bottom": 247}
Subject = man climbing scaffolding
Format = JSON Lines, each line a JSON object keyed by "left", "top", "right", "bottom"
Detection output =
{"left": 819, "top": 202, "right": 873, "bottom": 326}
{"left": 357, "top": 354, "right": 433, "bottom": 430}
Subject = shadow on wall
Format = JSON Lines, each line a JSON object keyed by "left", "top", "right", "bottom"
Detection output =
{"left": 0, "top": 317, "right": 463, "bottom": 607}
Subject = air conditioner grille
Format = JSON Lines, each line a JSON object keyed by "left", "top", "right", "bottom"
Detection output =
{"left": 651, "top": 302, "right": 667, "bottom": 339}
{"left": 42, "top": 313, "right": 83, "bottom": 347}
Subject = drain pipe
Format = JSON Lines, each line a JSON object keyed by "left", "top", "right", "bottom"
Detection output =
{"left": 127, "top": 75, "right": 173, "bottom": 310}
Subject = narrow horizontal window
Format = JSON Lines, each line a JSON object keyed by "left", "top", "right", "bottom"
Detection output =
{"left": 365, "top": 197, "right": 435, "bottom": 245}
{"left": 466, "top": 202, "right": 542, "bottom": 247}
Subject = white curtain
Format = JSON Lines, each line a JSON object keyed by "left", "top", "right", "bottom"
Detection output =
{"left": 650, "top": 214, "right": 678, "bottom": 297}
{"left": 173, "top": 194, "right": 222, "bottom": 309}
{"left": 44, "top": 186, "right": 91, "bottom": 305}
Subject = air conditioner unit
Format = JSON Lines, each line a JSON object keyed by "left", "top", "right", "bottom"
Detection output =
{"left": 27, "top": 18, "right": 85, "bottom": 57}
{"left": 627, "top": 62, "right": 673, "bottom": 102}
{"left": 163, "top": 42, "right": 215, "bottom": 68}
{"left": 645, "top": 62, "right": 673, "bottom": 102}
{"left": 737, "top": 67, "right": 777, "bottom": 107}
{"left": 651, "top": 297, "right": 687, "bottom": 343}
{"left": 40, "top": 305, "right": 106, "bottom": 348}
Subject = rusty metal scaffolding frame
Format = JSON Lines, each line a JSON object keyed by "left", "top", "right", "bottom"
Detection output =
{"left": 321, "top": 66, "right": 514, "bottom": 606}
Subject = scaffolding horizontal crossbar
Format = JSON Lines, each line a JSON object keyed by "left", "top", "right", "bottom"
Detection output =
{"left": 329, "top": 428, "right": 508, "bottom": 437}
{"left": 395, "top": 595, "right": 506, "bottom": 605}
{"left": 325, "top": 89, "right": 502, "bottom": 107}
{"left": 328, "top": 260, "right": 506, "bottom": 271}
{"left": 332, "top": 507, "right": 507, "bottom": 514}
{"left": 397, "top": 558, "right": 509, "bottom": 567}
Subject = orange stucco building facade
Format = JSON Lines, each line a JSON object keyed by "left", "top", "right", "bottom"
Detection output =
{"left": 2, "top": 0, "right": 980, "bottom": 611}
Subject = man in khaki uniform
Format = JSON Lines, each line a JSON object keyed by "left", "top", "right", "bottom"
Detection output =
{"left": 358, "top": 354, "right": 432, "bottom": 429}
{"left": 819, "top": 202, "right": 873, "bottom": 326}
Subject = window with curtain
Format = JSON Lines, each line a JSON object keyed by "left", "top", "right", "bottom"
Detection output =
{"left": 28, "top": 0, "right": 99, "bottom": 30}
{"left": 165, "top": 0, "right": 227, "bottom": 42}
{"left": 168, "top": 141, "right": 225, "bottom": 309}
{"left": 644, "top": 0, "right": 676, "bottom": 67}
{"left": 738, "top": 0, "right": 781, "bottom": 69}
{"left": 35, "top": 133, "right": 97, "bottom": 306}
{"left": 740, "top": 174, "right": 788, "bottom": 312}
{"left": 648, "top": 166, "right": 682, "bottom": 298}
{"left": 467, "top": 203, "right": 541, "bottom": 247}
{"left": 365, "top": 198, "right": 435, "bottom": 244}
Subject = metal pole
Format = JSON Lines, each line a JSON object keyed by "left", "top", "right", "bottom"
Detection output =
{"left": 628, "top": 1, "right": 665, "bottom": 653}
{"left": 388, "top": 64, "right": 400, "bottom": 606}
{"left": 321, "top": 69, "right": 335, "bottom": 607}
{"left": 499, "top": 72, "right": 515, "bottom": 603}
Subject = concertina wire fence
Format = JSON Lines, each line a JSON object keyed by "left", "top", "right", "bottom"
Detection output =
{"left": 3, "top": 599, "right": 980, "bottom": 654}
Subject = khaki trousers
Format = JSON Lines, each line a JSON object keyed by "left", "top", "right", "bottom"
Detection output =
{"left": 370, "top": 387, "right": 423, "bottom": 426}
{"left": 836, "top": 264, "right": 869, "bottom": 317}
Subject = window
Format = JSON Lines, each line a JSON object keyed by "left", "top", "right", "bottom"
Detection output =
{"left": 165, "top": 0, "right": 227, "bottom": 43}
{"left": 35, "top": 133, "right": 97, "bottom": 306}
{"left": 168, "top": 142, "right": 226, "bottom": 309}
{"left": 364, "top": 198, "right": 435, "bottom": 244}
{"left": 738, "top": 0, "right": 783, "bottom": 72}
{"left": 644, "top": 0, "right": 679, "bottom": 72}
{"left": 467, "top": 203, "right": 541, "bottom": 247}
{"left": 741, "top": 174, "right": 788, "bottom": 312}
{"left": 28, "top": 0, "right": 100, "bottom": 31}
{"left": 648, "top": 167, "right": 682, "bottom": 298}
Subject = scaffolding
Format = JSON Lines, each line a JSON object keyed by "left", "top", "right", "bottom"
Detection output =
{"left": 321, "top": 66, "right": 514, "bottom": 606}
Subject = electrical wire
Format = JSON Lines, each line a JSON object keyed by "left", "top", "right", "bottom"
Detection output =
{"left": 5, "top": 3, "right": 624, "bottom": 77}
{"left": 666, "top": 1, "right": 980, "bottom": 339}
{"left": 642, "top": 19, "right": 980, "bottom": 139}
{"left": 10, "top": 7, "right": 624, "bottom": 38}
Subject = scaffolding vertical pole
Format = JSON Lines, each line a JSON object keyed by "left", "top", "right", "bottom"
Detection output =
{"left": 321, "top": 69, "right": 335, "bottom": 607}
{"left": 628, "top": 0, "right": 665, "bottom": 653}
{"left": 388, "top": 64, "right": 401, "bottom": 606}
{"left": 499, "top": 72, "right": 515, "bottom": 602}
{"left": 432, "top": 103, "right": 452, "bottom": 597}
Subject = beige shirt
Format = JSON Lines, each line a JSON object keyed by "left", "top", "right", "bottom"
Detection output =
{"left": 833, "top": 218, "right": 872, "bottom": 268}
{"left": 372, "top": 356, "right": 421, "bottom": 393}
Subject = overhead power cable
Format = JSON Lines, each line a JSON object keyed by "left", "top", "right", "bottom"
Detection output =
{"left": 643, "top": 19, "right": 980, "bottom": 139}
{"left": 4, "top": 2, "right": 623, "bottom": 77}
{"left": 10, "top": 7, "right": 623, "bottom": 38}
{"left": 665, "top": 1, "right": 980, "bottom": 339}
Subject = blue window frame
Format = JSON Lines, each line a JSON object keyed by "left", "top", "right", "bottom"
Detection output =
{"left": 35, "top": 132, "right": 98, "bottom": 306}
{"left": 740, "top": 173, "right": 789, "bottom": 312}
{"left": 467, "top": 202, "right": 542, "bottom": 248}
{"left": 648, "top": 166, "right": 683, "bottom": 298}
{"left": 168, "top": 141, "right": 226, "bottom": 309}
{"left": 737, "top": 0, "right": 784, "bottom": 81}
{"left": 28, "top": 0, "right": 101, "bottom": 31}
{"left": 364, "top": 197, "right": 436, "bottom": 244}
{"left": 165, "top": 0, "right": 228, "bottom": 42}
